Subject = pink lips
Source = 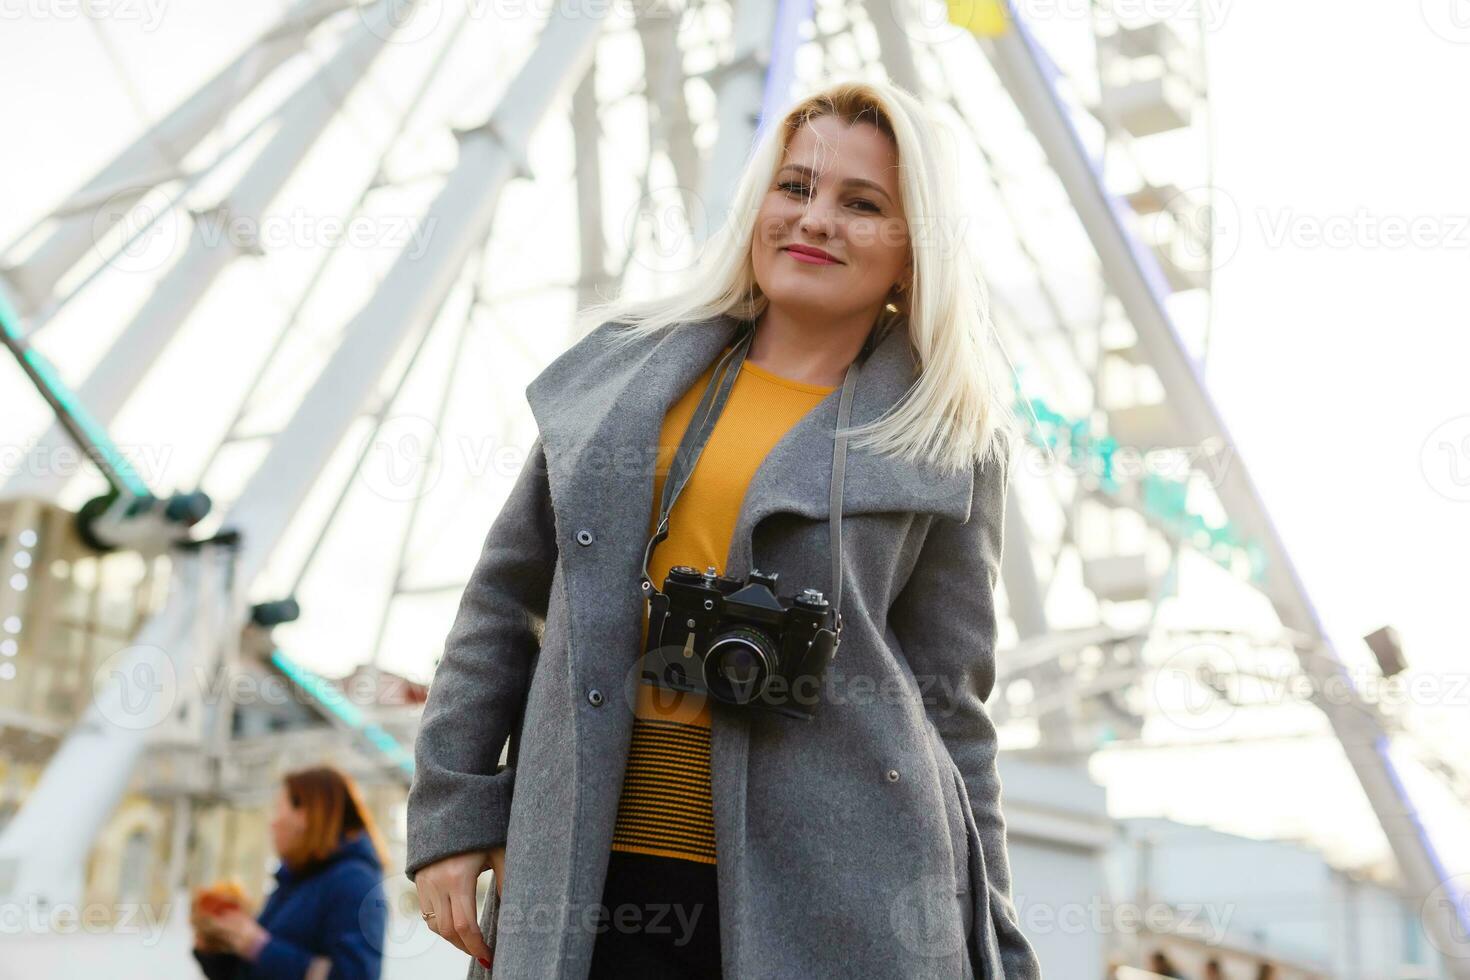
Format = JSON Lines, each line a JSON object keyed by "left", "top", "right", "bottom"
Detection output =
{"left": 783, "top": 244, "right": 840, "bottom": 265}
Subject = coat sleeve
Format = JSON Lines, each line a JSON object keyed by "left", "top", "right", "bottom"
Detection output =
{"left": 247, "top": 933, "right": 313, "bottom": 978}
{"left": 250, "top": 864, "right": 388, "bottom": 980}
{"left": 886, "top": 433, "right": 1042, "bottom": 980}
{"left": 191, "top": 948, "right": 242, "bottom": 980}
{"left": 405, "top": 435, "right": 558, "bottom": 881}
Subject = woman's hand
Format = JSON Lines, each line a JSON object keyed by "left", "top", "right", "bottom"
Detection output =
{"left": 190, "top": 906, "right": 212, "bottom": 951}
{"left": 191, "top": 916, "right": 226, "bottom": 953}
{"left": 190, "top": 900, "right": 233, "bottom": 954}
{"left": 489, "top": 845, "right": 506, "bottom": 899}
{"left": 196, "top": 908, "right": 269, "bottom": 959}
{"left": 414, "top": 846, "right": 506, "bottom": 968}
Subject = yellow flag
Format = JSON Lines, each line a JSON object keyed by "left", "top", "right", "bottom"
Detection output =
{"left": 946, "top": 0, "right": 1010, "bottom": 36}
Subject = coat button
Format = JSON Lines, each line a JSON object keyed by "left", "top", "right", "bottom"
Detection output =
{"left": 587, "top": 688, "right": 605, "bottom": 706}
{"left": 576, "top": 528, "right": 595, "bottom": 546}
{"left": 885, "top": 768, "right": 900, "bottom": 782}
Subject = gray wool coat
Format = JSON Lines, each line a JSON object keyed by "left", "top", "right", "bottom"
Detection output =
{"left": 405, "top": 312, "right": 1042, "bottom": 980}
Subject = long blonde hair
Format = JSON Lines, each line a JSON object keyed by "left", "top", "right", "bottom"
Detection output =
{"left": 573, "top": 77, "right": 1017, "bottom": 476}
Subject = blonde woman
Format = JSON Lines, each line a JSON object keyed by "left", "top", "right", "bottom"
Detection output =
{"left": 407, "top": 79, "right": 1041, "bottom": 980}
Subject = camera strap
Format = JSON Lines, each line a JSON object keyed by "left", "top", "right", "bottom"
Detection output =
{"left": 638, "top": 319, "right": 878, "bottom": 621}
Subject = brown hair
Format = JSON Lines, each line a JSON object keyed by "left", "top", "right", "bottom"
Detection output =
{"left": 278, "top": 765, "right": 391, "bottom": 874}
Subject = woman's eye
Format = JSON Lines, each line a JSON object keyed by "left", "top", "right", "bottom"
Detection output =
{"left": 779, "top": 182, "right": 881, "bottom": 214}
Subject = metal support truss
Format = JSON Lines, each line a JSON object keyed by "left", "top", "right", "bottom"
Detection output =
{"left": 0, "top": 6, "right": 610, "bottom": 912}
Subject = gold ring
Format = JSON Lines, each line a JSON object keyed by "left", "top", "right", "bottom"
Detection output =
{"left": 422, "top": 910, "right": 437, "bottom": 920}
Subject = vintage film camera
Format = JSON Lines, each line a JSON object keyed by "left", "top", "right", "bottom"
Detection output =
{"left": 636, "top": 318, "right": 877, "bottom": 720}
{"left": 641, "top": 564, "right": 841, "bottom": 721}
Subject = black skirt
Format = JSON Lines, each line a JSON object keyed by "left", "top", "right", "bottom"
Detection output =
{"left": 588, "top": 850, "right": 722, "bottom": 978}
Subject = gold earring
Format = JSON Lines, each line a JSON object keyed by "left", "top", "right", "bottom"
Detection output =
{"left": 885, "top": 281, "right": 907, "bottom": 314}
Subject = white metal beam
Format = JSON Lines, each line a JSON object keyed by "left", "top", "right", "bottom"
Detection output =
{"left": 0, "top": 7, "right": 610, "bottom": 912}
{"left": 976, "top": 6, "right": 1470, "bottom": 971}
{"left": 861, "top": 0, "right": 921, "bottom": 94}
{"left": 636, "top": 2, "right": 703, "bottom": 235}
{"left": 864, "top": 0, "right": 1055, "bottom": 668}
{"left": 0, "top": 0, "right": 351, "bottom": 313}
{"left": 2, "top": 0, "right": 409, "bottom": 505}
{"left": 571, "top": 68, "right": 609, "bottom": 311}
{"left": 701, "top": 0, "right": 779, "bottom": 240}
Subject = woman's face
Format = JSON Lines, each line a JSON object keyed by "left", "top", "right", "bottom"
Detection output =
{"left": 751, "top": 114, "right": 911, "bottom": 324}
{"left": 268, "top": 786, "right": 306, "bottom": 857}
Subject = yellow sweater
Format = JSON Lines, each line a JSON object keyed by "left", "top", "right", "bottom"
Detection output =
{"left": 609, "top": 347, "right": 835, "bottom": 865}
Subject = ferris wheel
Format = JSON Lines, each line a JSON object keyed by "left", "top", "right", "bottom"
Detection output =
{"left": 0, "top": 0, "right": 1465, "bottom": 972}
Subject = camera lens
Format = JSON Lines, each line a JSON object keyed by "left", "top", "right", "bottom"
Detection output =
{"left": 704, "top": 626, "right": 778, "bottom": 704}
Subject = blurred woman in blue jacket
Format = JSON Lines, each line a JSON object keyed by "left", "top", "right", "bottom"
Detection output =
{"left": 193, "top": 765, "right": 390, "bottom": 979}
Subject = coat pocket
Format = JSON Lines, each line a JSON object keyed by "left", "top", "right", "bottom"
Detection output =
{"left": 464, "top": 876, "right": 501, "bottom": 980}
{"left": 934, "top": 741, "right": 971, "bottom": 896}
{"left": 949, "top": 766, "right": 1004, "bottom": 980}
{"left": 956, "top": 891, "right": 977, "bottom": 980}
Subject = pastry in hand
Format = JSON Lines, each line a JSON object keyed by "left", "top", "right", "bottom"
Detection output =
{"left": 192, "top": 878, "right": 249, "bottom": 952}
{"left": 195, "top": 877, "right": 249, "bottom": 916}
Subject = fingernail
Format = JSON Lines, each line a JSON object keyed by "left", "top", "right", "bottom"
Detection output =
{"left": 478, "top": 957, "right": 491, "bottom": 968}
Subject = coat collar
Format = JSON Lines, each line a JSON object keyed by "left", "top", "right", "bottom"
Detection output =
{"left": 525, "top": 312, "right": 974, "bottom": 579}
{"left": 274, "top": 831, "right": 380, "bottom": 885}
